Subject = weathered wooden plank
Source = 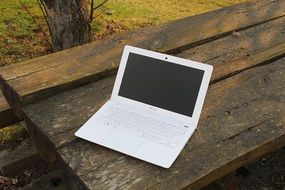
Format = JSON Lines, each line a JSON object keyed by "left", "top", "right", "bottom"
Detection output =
{"left": 23, "top": 77, "right": 113, "bottom": 162}
{"left": 0, "top": 92, "right": 19, "bottom": 128}
{"left": 22, "top": 47, "right": 285, "bottom": 189}
{"left": 22, "top": 32, "right": 285, "bottom": 162}
{"left": 1, "top": 0, "right": 285, "bottom": 119}
{"left": 0, "top": 60, "right": 20, "bottom": 128}
{"left": 55, "top": 58, "right": 285, "bottom": 190}
{"left": 211, "top": 42, "right": 285, "bottom": 83}
{"left": 0, "top": 139, "right": 39, "bottom": 176}
{"left": 179, "top": 15, "right": 285, "bottom": 66}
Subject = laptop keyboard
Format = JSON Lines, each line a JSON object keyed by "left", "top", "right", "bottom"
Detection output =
{"left": 97, "top": 106, "right": 187, "bottom": 147}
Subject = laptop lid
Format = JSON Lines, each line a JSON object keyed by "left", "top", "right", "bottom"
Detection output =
{"left": 111, "top": 45, "right": 213, "bottom": 125}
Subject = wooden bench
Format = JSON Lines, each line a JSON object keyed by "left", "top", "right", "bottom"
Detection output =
{"left": 1, "top": 0, "right": 285, "bottom": 189}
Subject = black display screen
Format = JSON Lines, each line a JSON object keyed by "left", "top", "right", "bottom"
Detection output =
{"left": 118, "top": 53, "right": 204, "bottom": 117}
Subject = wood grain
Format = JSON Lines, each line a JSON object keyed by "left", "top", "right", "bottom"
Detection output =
{"left": 59, "top": 58, "right": 285, "bottom": 190}
{"left": 179, "top": 15, "right": 285, "bottom": 67}
{"left": 53, "top": 58, "right": 285, "bottom": 189}
{"left": 0, "top": 92, "right": 19, "bottom": 128}
{"left": 1, "top": 0, "right": 285, "bottom": 120}
{"left": 22, "top": 23, "right": 285, "bottom": 162}
{"left": 0, "top": 63, "right": 21, "bottom": 128}
{"left": 211, "top": 42, "right": 285, "bottom": 83}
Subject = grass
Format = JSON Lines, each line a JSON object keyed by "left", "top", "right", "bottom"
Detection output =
{"left": 0, "top": 0, "right": 247, "bottom": 144}
{"left": 0, "top": 0, "right": 42, "bottom": 37}
{"left": 0, "top": 0, "right": 50, "bottom": 65}
{"left": 0, "top": 0, "right": 247, "bottom": 65}
{"left": 101, "top": 0, "right": 247, "bottom": 29}
{"left": 0, "top": 124, "right": 28, "bottom": 150}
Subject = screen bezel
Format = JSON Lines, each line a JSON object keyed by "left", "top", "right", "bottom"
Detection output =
{"left": 111, "top": 45, "right": 213, "bottom": 125}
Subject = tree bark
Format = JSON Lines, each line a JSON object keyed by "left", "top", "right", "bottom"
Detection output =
{"left": 42, "top": 0, "right": 91, "bottom": 51}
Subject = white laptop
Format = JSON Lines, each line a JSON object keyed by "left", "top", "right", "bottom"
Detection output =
{"left": 75, "top": 45, "right": 213, "bottom": 168}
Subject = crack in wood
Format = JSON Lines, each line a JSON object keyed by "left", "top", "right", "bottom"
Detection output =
{"left": 264, "top": 0, "right": 279, "bottom": 7}
{"left": 204, "top": 55, "right": 222, "bottom": 63}
{"left": 211, "top": 56, "right": 285, "bottom": 85}
{"left": 220, "top": 116, "right": 276, "bottom": 142}
{"left": 21, "top": 67, "right": 117, "bottom": 104}
{"left": 145, "top": 182, "right": 161, "bottom": 190}
{"left": 1, "top": 60, "right": 69, "bottom": 81}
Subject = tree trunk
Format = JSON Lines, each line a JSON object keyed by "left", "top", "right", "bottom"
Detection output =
{"left": 43, "top": 0, "right": 91, "bottom": 51}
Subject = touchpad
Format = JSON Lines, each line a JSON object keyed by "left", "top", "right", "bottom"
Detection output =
{"left": 102, "top": 130, "right": 143, "bottom": 154}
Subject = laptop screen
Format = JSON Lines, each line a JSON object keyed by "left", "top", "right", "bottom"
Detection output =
{"left": 118, "top": 53, "right": 205, "bottom": 117}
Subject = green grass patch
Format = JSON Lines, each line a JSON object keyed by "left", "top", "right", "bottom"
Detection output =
{"left": 0, "top": 124, "right": 28, "bottom": 150}
{"left": 99, "top": 0, "right": 248, "bottom": 30}
{"left": 0, "top": 0, "right": 41, "bottom": 38}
